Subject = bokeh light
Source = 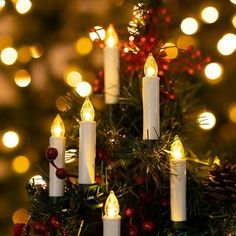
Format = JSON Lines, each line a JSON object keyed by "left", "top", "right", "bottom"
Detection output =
{"left": 177, "top": 35, "right": 197, "bottom": 49}
{"left": 200, "top": 6, "right": 219, "bottom": 24}
{"left": 76, "top": 81, "right": 92, "bottom": 97}
{"left": 217, "top": 33, "right": 236, "bottom": 56}
{"left": 29, "top": 44, "right": 44, "bottom": 58}
{"left": 89, "top": 26, "right": 106, "bottom": 41}
{"left": 198, "top": 111, "right": 216, "bottom": 130}
{"left": 64, "top": 69, "right": 82, "bottom": 87}
{"left": 29, "top": 175, "right": 46, "bottom": 188}
{"left": 2, "top": 131, "right": 19, "bottom": 148}
{"left": 232, "top": 15, "right": 236, "bottom": 28}
{"left": 1, "top": 47, "right": 18, "bottom": 65}
{"left": 12, "top": 208, "right": 29, "bottom": 224}
{"left": 180, "top": 17, "right": 199, "bottom": 35}
{"left": 12, "top": 155, "right": 30, "bottom": 173}
{"left": 229, "top": 0, "right": 236, "bottom": 4}
{"left": 162, "top": 42, "right": 178, "bottom": 59}
{"left": 76, "top": 37, "right": 93, "bottom": 55}
{"left": 228, "top": 103, "right": 236, "bottom": 123}
{"left": 15, "top": 0, "right": 32, "bottom": 14}
{"left": 14, "top": 69, "right": 31, "bottom": 87}
{"left": 204, "top": 62, "right": 223, "bottom": 81}
{"left": 0, "top": 0, "right": 5, "bottom": 9}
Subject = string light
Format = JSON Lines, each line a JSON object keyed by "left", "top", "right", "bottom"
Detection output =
{"left": 14, "top": 69, "right": 31, "bottom": 87}
{"left": 76, "top": 81, "right": 92, "bottom": 97}
{"left": 204, "top": 62, "right": 223, "bottom": 81}
{"left": 180, "top": 17, "right": 199, "bottom": 35}
{"left": 197, "top": 111, "right": 216, "bottom": 130}
{"left": 76, "top": 37, "right": 93, "bottom": 55}
{"left": 217, "top": 33, "right": 236, "bottom": 56}
{"left": 200, "top": 6, "right": 219, "bottom": 24}
{"left": 1, "top": 47, "right": 18, "bottom": 65}
{"left": 12, "top": 155, "right": 30, "bottom": 173}
{"left": 2, "top": 131, "right": 19, "bottom": 148}
{"left": 15, "top": 0, "right": 32, "bottom": 14}
{"left": 89, "top": 26, "right": 105, "bottom": 41}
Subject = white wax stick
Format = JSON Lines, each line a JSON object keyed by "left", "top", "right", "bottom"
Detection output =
{"left": 79, "top": 121, "right": 96, "bottom": 184}
{"left": 103, "top": 215, "right": 121, "bottom": 236}
{"left": 104, "top": 47, "right": 120, "bottom": 104}
{"left": 49, "top": 137, "right": 65, "bottom": 197}
{"left": 170, "top": 159, "right": 187, "bottom": 222}
{"left": 142, "top": 76, "right": 160, "bottom": 140}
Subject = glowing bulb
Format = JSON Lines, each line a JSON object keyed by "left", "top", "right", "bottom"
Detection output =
{"left": 29, "top": 175, "right": 46, "bottom": 188}
{"left": 198, "top": 111, "right": 216, "bottom": 130}
{"left": 162, "top": 42, "right": 178, "bottom": 59}
{"left": 89, "top": 26, "right": 105, "bottom": 41}
{"left": 104, "top": 191, "right": 120, "bottom": 217}
{"left": 204, "top": 62, "right": 222, "bottom": 80}
{"left": 12, "top": 155, "right": 30, "bottom": 173}
{"left": 200, "top": 6, "right": 219, "bottom": 24}
{"left": 232, "top": 15, "right": 236, "bottom": 28}
{"left": 76, "top": 81, "right": 92, "bottom": 97}
{"left": 51, "top": 114, "right": 65, "bottom": 137}
{"left": 105, "top": 24, "right": 118, "bottom": 48}
{"left": 170, "top": 135, "right": 185, "bottom": 160}
{"left": 2, "top": 131, "right": 19, "bottom": 148}
{"left": 1, "top": 47, "right": 17, "bottom": 65}
{"left": 213, "top": 156, "right": 220, "bottom": 165}
{"left": 217, "top": 33, "right": 236, "bottom": 56}
{"left": 80, "top": 97, "right": 95, "bottom": 122}
{"left": 15, "top": 0, "right": 32, "bottom": 14}
{"left": 180, "top": 17, "right": 199, "bottom": 35}
{"left": 144, "top": 53, "right": 158, "bottom": 77}
{"left": 76, "top": 37, "right": 93, "bottom": 55}
{"left": 0, "top": 0, "right": 5, "bottom": 9}
{"left": 14, "top": 69, "right": 31, "bottom": 87}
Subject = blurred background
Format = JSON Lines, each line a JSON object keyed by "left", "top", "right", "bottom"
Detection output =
{"left": 0, "top": 0, "right": 235, "bottom": 234}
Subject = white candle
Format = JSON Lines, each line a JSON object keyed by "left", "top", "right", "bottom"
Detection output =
{"left": 142, "top": 53, "right": 160, "bottom": 140}
{"left": 49, "top": 114, "right": 66, "bottom": 197}
{"left": 103, "top": 191, "right": 121, "bottom": 236}
{"left": 79, "top": 97, "right": 96, "bottom": 184}
{"left": 104, "top": 24, "right": 120, "bottom": 104}
{"left": 170, "top": 135, "right": 187, "bottom": 222}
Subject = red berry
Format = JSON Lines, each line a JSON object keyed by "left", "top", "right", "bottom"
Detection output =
{"left": 56, "top": 168, "right": 67, "bottom": 179}
{"left": 125, "top": 207, "right": 135, "bottom": 217}
{"left": 135, "top": 176, "right": 145, "bottom": 185}
{"left": 187, "top": 45, "right": 194, "bottom": 51}
{"left": 96, "top": 148, "right": 108, "bottom": 161}
{"left": 142, "top": 220, "right": 154, "bottom": 232}
{"left": 188, "top": 68, "right": 194, "bottom": 75}
{"left": 161, "top": 198, "right": 168, "bottom": 207}
{"left": 128, "top": 224, "right": 139, "bottom": 236}
{"left": 45, "top": 147, "right": 58, "bottom": 161}
{"left": 49, "top": 216, "right": 62, "bottom": 229}
{"left": 32, "top": 221, "right": 47, "bottom": 234}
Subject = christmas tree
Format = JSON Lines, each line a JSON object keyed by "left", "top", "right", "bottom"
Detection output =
{"left": 4, "top": 0, "right": 235, "bottom": 235}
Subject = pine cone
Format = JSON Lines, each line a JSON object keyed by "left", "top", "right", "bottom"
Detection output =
{"left": 205, "top": 161, "right": 236, "bottom": 201}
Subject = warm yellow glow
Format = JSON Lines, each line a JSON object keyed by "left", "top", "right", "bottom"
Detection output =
{"left": 89, "top": 26, "right": 105, "bottom": 41}
{"left": 170, "top": 135, "right": 185, "bottom": 160}
{"left": 232, "top": 15, "right": 236, "bottom": 28}
{"left": 204, "top": 62, "right": 223, "bottom": 80}
{"left": 200, "top": 6, "right": 219, "bottom": 24}
{"left": 29, "top": 175, "right": 46, "bottom": 188}
{"left": 14, "top": 69, "right": 31, "bottom": 87}
{"left": 0, "top": 0, "right": 5, "bottom": 9}
{"left": 228, "top": 103, "right": 236, "bottom": 123}
{"left": 198, "top": 111, "right": 216, "bottom": 130}
{"left": 180, "top": 17, "right": 199, "bottom": 35}
{"left": 51, "top": 114, "right": 65, "bottom": 137}
{"left": 76, "top": 81, "right": 92, "bottom": 97}
{"left": 213, "top": 156, "right": 220, "bottom": 165}
{"left": 105, "top": 24, "right": 118, "bottom": 48}
{"left": 177, "top": 35, "right": 197, "bottom": 49}
{"left": 12, "top": 208, "right": 29, "bottom": 224}
{"left": 162, "top": 42, "right": 178, "bottom": 59}
{"left": 64, "top": 70, "right": 82, "bottom": 87}
{"left": 12, "top": 155, "right": 30, "bottom": 173}
{"left": 104, "top": 191, "right": 120, "bottom": 217}
{"left": 15, "top": 0, "right": 32, "bottom": 14}
{"left": 144, "top": 53, "right": 158, "bottom": 77}
{"left": 76, "top": 37, "right": 93, "bottom": 55}
{"left": 229, "top": 0, "right": 236, "bottom": 4}
{"left": 80, "top": 97, "right": 95, "bottom": 122}
{"left": 217, "top": 33, "right": 236, "bottom": 56}
{"left": 29, "top": 44, "right": 44, "bottom": 58}
{"left": 2, "top": 131, "right": 19, "bottom": 148}
{"left": 1, "top": 47, "right": 18, "bottom": 65}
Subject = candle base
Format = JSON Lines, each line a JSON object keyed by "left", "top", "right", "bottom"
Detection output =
{"left": 49, "top": 196, "right": 64, "bottom": 205}
{"left": 145, "top": 139, "right": 158, "bottom": 148}
{"left": 171, "top": 220, "right": 187, "bottom": 233}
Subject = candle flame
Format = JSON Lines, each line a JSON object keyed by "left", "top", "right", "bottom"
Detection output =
{"left": 104, "top": 191, "right": 120, "bottom": 217}
{"left": 170, "top": 135, "right": 185, "bottom": 160}
{"left": 144, "top": 53, "right": 158, "bottom": 77}
{"left": 105, "top": 24, "right": 118, "bottom": 48}
{"left": 51, "top": 114, "right": 65, "bottom": 137}
{"left": 80, "top": 97, "right": 95, "bottom": 122}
